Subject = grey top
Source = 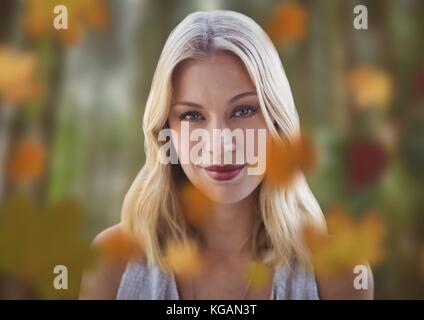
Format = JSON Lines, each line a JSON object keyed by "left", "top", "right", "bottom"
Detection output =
{"left": 116, "top": 258, "right": 320, "bottom": 300}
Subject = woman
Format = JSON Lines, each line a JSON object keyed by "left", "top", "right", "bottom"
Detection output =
{"left": 80, "top": 10, "right": 373, "bottom": 300}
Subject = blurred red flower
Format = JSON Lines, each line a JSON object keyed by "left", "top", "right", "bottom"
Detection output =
{"left": 346, "top": 138, "right": 388, "bottom": 190}
{"left": 415, "top": 68, "right": 424, "bottom": 96}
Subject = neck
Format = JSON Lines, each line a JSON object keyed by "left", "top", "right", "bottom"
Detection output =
{"left": 198, "top": 192, "right": 257, "bottom": 256}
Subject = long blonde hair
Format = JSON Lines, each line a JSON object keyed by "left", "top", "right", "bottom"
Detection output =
{"left": 121, "top": 10, "right": 326, "bottom": 272}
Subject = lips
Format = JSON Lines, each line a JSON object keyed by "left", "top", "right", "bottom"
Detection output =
{"left": 203, "top": 164, "right": 245, "bottom": 181}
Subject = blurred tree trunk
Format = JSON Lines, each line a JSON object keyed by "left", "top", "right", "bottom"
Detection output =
{"left": 129, "top": 0, "right": 180, "bottom": 174}
{"left": 0, "top": 0, "right": 17, "bottom": 41}
{"left": 0, "top": 0, "right": 21, "bottom": 203}
{"left": 35, "top": 40, "right": 65, "bottom": 205}
{"left": 0, "top": 0, "right": 66, "bottom": 206}
{"left": 0, "top": 1, "right": 36, "bottom": 299}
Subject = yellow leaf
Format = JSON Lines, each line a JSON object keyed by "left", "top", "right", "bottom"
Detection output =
{"left": 163, "top": 239, "right": 204, "bottom": 280}
{"left": 23, "top": 0, "right": 110, "bottom": 45}
{"left": 245, "top": 260, "right": 272, "bottom": 288}
{"left": 0, "top": 194, "right": 93, "bottom": 299}
{"left": 0, "top": 47, "right": 41, "bottom": 105}
{"left": 301, "top": 207, "right": 385, "bottom": 277}
{"left": 345, "top": 66, "right": 393, "bottom": 110}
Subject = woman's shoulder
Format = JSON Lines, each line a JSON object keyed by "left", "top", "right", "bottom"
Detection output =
{"left": 93, "top": 223, "right": 123, "bottom": 243}
{"left": 90, "top": 223, "right": 124, "bottom": 254}
{"left": 79, "top": 223, "right": 144, "bottom": 299}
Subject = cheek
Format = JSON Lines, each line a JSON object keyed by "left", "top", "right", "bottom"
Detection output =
{"left": 169, "top": 127, "right": 199, "bottom": 161}
{"left": 231, "top": 114, "right": 268, "bottom": 137}
{"left": 168, "top": 116, "right": 183, "bottom": 155}
{"left": 236, "top": 118, "right": 268, "bottom": 157}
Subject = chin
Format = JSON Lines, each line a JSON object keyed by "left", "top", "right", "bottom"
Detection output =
{"left": 206, "top": 186, "right": 253, "bottom": 204}
{"left": 197, "top": 172, "right": 262, "bottom": 204}
{"left": 181, "top": 165, "right": 263, "bottom": 204}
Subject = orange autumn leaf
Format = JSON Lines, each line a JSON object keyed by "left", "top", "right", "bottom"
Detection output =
{"left": 163, "top": 240, "right": 204, "bottom": 280}
{"left": 302, "top": 207, "right": 385, "bottom": 277}
{"left": 265, "top": 131, "right": 316, "bottom": 187}
{"left": 179, "top": 183, "right": 213, "bottom": 227}
{"left": 0, "top": 47, "right": 41, "bottom": 106}
{"left": 345, "top": 66, "right": 393, "bottom": 110}
{"left": 97, "top": 229, "right": 142, "bottom": 263}
{"left": 326, "top": 206, "right": 356, "bottom": 234}
{"left": 7, "top": 138, "right": 46, "bottom": 183}
{"left": 266, "top": 3, "right": 307, "bottom": 45}
{"left": 24, "top": 0, "right": 109, "bottom": 45}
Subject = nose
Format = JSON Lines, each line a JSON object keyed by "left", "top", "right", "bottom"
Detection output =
{"left": 204, "top": 120, "right": 236, "bottom": 158}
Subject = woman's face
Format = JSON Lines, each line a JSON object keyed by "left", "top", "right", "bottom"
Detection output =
{"left": 168, "top": 51, "right": 268, "bottom": 203}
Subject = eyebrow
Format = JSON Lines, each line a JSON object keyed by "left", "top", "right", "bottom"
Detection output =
{"left": 228, "top": 91, "right": 257, "bottom": 104}
{"left": 174, "top": 91, "right": 257, "bottom": 109}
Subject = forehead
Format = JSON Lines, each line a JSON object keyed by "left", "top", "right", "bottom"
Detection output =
{"left": 172, "top": 51, "right": 256, "bottom": 101}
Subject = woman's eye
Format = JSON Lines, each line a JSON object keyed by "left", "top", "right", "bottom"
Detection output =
{"left": 179, "top": 111, "right": 204, "bottom": 121}
{"left": 232, "top": 105, "right": 256, "bottom": 118}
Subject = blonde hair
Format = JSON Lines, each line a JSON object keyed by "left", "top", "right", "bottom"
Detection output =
{"left": 121, "top": 10, "right": 326, "bottom": 272}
